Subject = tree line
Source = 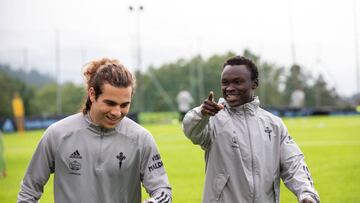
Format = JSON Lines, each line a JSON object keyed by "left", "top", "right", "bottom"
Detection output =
{"left": 0, "top": 65, "right": 85, "bottom": 117}
{"left": 131, "top": 50, "right": 342, "bottom": 112}
{"left": 0, "top": 50, "right": 347, "bottom": 117}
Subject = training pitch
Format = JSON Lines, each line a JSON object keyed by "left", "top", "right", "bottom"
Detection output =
{"left": 0, "top": 115, "right": 359, "bottom": 202}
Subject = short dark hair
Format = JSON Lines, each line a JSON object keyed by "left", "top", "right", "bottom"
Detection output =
{"left": 222, "top": 56, "right": 259, "bottom": 81}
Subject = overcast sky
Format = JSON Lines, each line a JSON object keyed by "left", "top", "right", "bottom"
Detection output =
{"left": 1, "top": 0, "right": 360, "bottom": 96}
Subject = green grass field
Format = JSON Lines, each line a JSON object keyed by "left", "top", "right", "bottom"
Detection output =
{"left": 1, "top": 115, "right": 359, "bottom": 202}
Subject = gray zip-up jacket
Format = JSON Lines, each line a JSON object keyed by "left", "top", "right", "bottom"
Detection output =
{"left": 183, "top": 97, "right": 319, "bottom": 203}
{"left": 18, "top": 113, "right": 171, "bottom": 203}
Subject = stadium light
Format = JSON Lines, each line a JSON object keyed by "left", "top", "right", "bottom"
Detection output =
{"left": 354, "top": 0, "right": 360, "bottom": 95}
{"left": 55, "top": 29, "right": 62, "bottom": 115}
{"left": 128, "top": 4, "right": 177, "bottom": 112}
{"left": 129, "top": 4, "right": 144, "bottom": 112}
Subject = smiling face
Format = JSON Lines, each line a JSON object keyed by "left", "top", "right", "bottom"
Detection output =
{"left": 88, "top": 83, "right": 132, "bottom": 128}
{"left": 221, "top": 64, "right": 258, "bottom": 107}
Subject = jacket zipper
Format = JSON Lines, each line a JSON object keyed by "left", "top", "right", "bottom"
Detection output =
{"left": 98, "top": 131, "right": 104, "bottom": 169}
{"left": 244, "top": 105, "right": 256, "bottom": 203}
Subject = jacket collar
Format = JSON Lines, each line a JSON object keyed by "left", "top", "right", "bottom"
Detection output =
{"left": 83, "top": 113, "right": 118, "bottom": 136}
{"left": 225, "top": 96, "right": 260, "bottom": 116}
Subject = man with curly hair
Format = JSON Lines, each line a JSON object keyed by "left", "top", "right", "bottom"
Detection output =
{"left": 18, "top": 58, "right": 172, "bottom": 203}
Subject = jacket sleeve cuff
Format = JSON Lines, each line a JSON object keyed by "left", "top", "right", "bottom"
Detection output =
{"left": 194, "top": 105, "right": 210, "bottom": 119}
{"left": 146, "top": 189, "right": 172, "bottom": 203}
{"left": 298, "top": 193, "right": 319, "bottom": 203}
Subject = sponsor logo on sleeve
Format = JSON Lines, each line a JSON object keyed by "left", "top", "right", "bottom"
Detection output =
{"left": 285, "top": 135, "right": 295, "bottom": 144}
{"left": 148, "top": 154, "right": 164, "bottom": 172}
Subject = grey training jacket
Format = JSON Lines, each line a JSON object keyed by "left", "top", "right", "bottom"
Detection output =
{"left": 183, "top": 97, "right": 319, "bottom": 203}
{"left": 18, "top": 113, "right": 171, "bottom": 203}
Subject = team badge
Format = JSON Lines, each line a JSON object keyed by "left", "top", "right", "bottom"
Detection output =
{"left": 116, "top": 152, "right": 126, "bottom": 169}
{"left": 69, "top": 160, "right": 81, "bottom": 171}
{"left": 265, "top": 127, "right": 272, "bottom": 141}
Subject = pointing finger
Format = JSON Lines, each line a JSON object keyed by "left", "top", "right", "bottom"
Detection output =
{"left": 208, "top": 91, "right": 214, "bottom": 102}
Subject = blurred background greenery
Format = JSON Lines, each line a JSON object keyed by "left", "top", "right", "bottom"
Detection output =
{"left": 1, "top": 50, "right": 358, "bottom": 118}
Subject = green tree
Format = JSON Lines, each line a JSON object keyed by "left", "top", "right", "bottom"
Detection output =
{"left": 133, "top": 50, "right": 292, "bottom": 111}
{"left": 0, "top": 66, "right": 35, "bottom": 117}
{"left": 132, "top": 52, "right": 235, "bottom": 112}
{"left": 86, "top": 51, "right": 344, "bottom": 112}
{"left": 283, "top": 64, "right": 308, "bottom": 105}
{"left": 32, "top": 82, "right": 86, "bottom": 116}
{"left": 33, "top": 83, "right": 58, "bottom": 116}
{"left": 243, "top": 50, "right": 286, "bottom": 106}
{"left": 308, "top": 74, "right": 338, "bottom": 107}
{"left": 61, "top": 82, "right": 86, "bottom": 115}
{"left": 257, "top": 62, "right": 285, "bottom": 106}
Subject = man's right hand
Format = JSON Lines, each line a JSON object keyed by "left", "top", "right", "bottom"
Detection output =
{"left": 201, "top": 91, "right": 224, "bottom": 116}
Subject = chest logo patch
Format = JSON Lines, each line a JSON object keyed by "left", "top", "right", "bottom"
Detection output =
{"left": 265, "top": 127, "right": 273, "bottom": 141}
{"left": 69, "top": 160, "right": 81, "bottom": 171}
{"left": 116, "top": 152, "right": 126, "bottom": 169}
{"left": 69, "top": 150, "right": 82, "bottom": 159}
{"left": 231, "top": 136, "right": 240, "bottom": 148}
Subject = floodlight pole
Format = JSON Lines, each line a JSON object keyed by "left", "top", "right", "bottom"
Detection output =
{"left": 22, "top": 47, "right": 28, "bottom": 72}
{"left": 129, "top": 5, "right": 144, "bottom": 112}
{"left": 354, "top": 0, "right": 360, "bottom": 94}
{"left": 128, "top": 4, "right": 177, "bottom": 112}
{"left": 81, "top": 47, "right": 87, "bottom": 65}
{"left": 55, "top": 29, "right": 62, "bottom": 115}
{"left": 129, "top": 5, "right": 144, "bottom": 72}
{"left": 197, "top": 58, "right": 205, "bottom": 103}
{"left": 288, "top": 1, "right": 297, "bottom": 65}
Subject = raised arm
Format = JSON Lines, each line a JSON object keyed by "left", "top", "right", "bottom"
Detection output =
{"left": 182, "top": 91, "right": 223, "bottom": 149}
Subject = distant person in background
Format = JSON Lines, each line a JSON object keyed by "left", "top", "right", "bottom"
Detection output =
{"left": 176, "top": 90, "right": 193, "bottom": 121}
{"left": 0, "top": 131, "right": 6, "bottom": 177}
{"left": 290, "top": 87, "right": 305, "bottom": 111}
{"left": 183, "top": 56, "right": 320, "bottom": 203}
{"left": 18, "top": 58, "right": 172, "bottom": 203}
{"left": 12, "top": 92, "right": 25, "bottom": 133}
